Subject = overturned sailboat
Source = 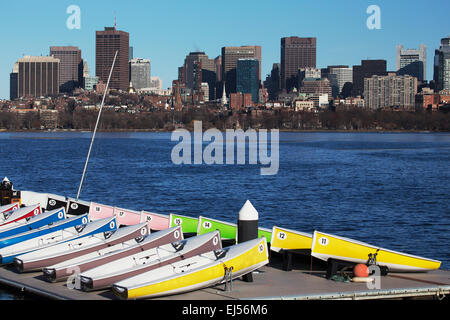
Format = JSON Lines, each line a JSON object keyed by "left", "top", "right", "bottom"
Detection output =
{"left": 112, "top": 237, "right": 269, "bottom": 300}
{"left": 43, "top": 226, "right": 183, "bottom": 283}
{"left": 311, "top": 231, "right": 441, "bottom": 272}
{"left": 79, "top": 231, "right": 222, "bottom": 291}
{"left": 14, "top": 222, "right": 149, "bottom": 273}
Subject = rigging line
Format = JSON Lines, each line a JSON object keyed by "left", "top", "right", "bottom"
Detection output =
{"left": 76, "top": 50, "right": 119, "bottom": 202}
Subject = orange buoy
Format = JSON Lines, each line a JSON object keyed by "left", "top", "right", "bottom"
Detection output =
{"left": 353, "top": 264, "right": 369, "bottom": 277}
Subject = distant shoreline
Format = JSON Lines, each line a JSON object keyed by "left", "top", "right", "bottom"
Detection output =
{"left": 1, "top": 128, "right": 447, "bottom": 134}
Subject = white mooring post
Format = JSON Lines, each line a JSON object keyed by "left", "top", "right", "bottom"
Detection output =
{"left": 237, "top": 200, "right": 259, "bottom": 283}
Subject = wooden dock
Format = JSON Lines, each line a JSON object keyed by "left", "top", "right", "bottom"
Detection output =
{"left": 0, "top": 254, "right": 449, "bottom": 301}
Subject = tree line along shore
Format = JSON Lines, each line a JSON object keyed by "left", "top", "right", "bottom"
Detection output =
{"left": 1, "top": 107, "right": 450, "bottom": 132}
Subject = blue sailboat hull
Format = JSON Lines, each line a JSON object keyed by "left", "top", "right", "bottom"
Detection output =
{"left": 0, "top": 208, "right": 66, "bottom": 240}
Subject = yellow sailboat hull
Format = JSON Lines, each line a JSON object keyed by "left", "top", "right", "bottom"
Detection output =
{"left": 311, "top": 231, "right": 441, "bottom": 272}
{"left": 114, "top": 237, "right": 269, "bottom": 299}
{"left": 270, "top": 226, "right": 312, "bottom": 253}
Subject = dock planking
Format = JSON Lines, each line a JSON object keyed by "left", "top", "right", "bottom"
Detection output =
{"left": 0, "top": 254, "right": 449, "bottom": 301}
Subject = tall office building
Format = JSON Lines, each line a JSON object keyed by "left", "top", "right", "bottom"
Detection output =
{"left": 129, "top": 46, "right": 134, "bottom": 60}
{"left": 434, "top": 36, "right": 450, "bottom": 91}
{"left": 327, "top": 66, "right": 353, "bottom": 97}
{"left": 129, "top": 58, "right": 151, "bottom": 90}
{"left": 96, "top": 26, "right": 130, "bottom": 91}
{"left": 50, "top": 46, "right": 83, "bottom": 93}
{"left": 221, "top": 46, "right": 261, "bottom": 95}
{"left": 281, "top": 37, "right": 316, "bottom": 92}
{"left": 396, "top": 44, "right": 427, "bottom": 82}
{"left": 352, "top": 60, "right": 387, "bottom": 97}
{"left": 214, "top": 56, "right": 222, "bottom": 100}
{"left": 264, "top": 63, "right": 281, "bottom": 101}
{"left": 81, "top": 60, "right": 98, "bottom": 91}
{"left": 364, "top": 73, "right": 417, "bottom": 110}
{"left": 236, "top": 58, "right": 260, "bottom": 103}
{"left": 12, "top": 56, "right": 60, "bottom": 99}
{"left": 214, "top": 56, "right": 222, "bottom": 82}
{"left": 182, "top": 52, "right": 216, "bottom": 99}
{"left": 10, "top": 63, "right": 19, "bottom": 100}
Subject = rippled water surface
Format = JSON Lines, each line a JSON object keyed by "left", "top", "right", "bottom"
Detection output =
{"left": 0, "top": 131, "right": 449, "bottom": 298}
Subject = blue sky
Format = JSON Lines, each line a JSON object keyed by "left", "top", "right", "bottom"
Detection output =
{"left": 0, "top": 0, "right": 449, "bottom": 99}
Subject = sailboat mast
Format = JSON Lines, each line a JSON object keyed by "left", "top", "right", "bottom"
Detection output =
{"left": 76, "top": 50, "right": 118, "bottom": 201}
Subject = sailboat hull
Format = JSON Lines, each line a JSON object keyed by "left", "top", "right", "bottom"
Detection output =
{"left": 270, "top": 226, "right": 312, "bottom": 253}
{"left": 43, "top": 226, "right": 183, "bottom": 282}
{"left": 311, "top": 231, "right": 441, "bottom": 272}
{"left": 169, "top": 214, "right": 198, "bottom": 235}
{"left": 112, "top": 237, "right": 269, "bottom": 300}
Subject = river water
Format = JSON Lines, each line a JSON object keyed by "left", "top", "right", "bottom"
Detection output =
{"left": 0, "top": 131, "right": 449, "bottom": 299}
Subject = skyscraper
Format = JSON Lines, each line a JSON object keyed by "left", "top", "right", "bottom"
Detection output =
{"left": 396, "top": 44, "right": 427, "bottom": 82}
{"left": 96, "top": 26, "right": 130, "bottom": 91}
{"left": 129, "top": 46, "right": 134, "bottom": 60}
{"left": 434, "top": 36, "right": 450, "bottom": 91}
{"left": 214, "top": 56, "right": 222, "bottom": 83}
{"left": 13, "top": 56, "right": 60, "bottom": 98}
{"left": 129, "top": 58, "right": 151, "bottom": 90}
{"left": 182, "top": 52, "right": 216, "bottom": 100}
{"left": 236, "top": 58, "right": 260, "bottom": 103}
{"left": 264, "top": 63, "right": 281, "bottom": 101}
{"left": 221, "top": 46, "right": 261, "bottom": 95}
{"left": 50, "top": 46, "right": 83, "bottom": 93}
{"left": 10, "top": 63, "right": 19, "bottom": 101}
{"left": 327, "top": 66, "right": 353, "bottom": 97}
{"left": 352, "top": 60, "right": 387, "bottom": 97}
{"left": 281, "top": 37, "right": 316, "bottom": 92}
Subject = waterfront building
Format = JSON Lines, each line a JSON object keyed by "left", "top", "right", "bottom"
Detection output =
{"left": 50, "top": 46, "right": 83, "bottom": 93}
{"left": 352, "top": 60, "right": 387, "bottom": 97}
{"left": 396, "top": 44, "right": 427, "bottom": 82}
{"left": 129, "top": 58, "right": 151, "bottom": 90}
{"left": 12, "top": 56, "right": 60, "bottom": 99}
{"left": 96, "top": 26, "right": 130, "bottom": 91}
{"left": 364, "top": 73, "right": 417, "bottom": 110}
{"left": 281, "top": 37, "right": 316, "bottom": 92}
{"left": 221, "top": 46, "right": 261, "bottom": 95}
{"left": 236, "top": 58, "right": 260, "bottom": 103}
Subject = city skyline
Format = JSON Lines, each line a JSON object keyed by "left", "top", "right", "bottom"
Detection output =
{"left": 0, "top": 0, "right": 449, "bottom": 99}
